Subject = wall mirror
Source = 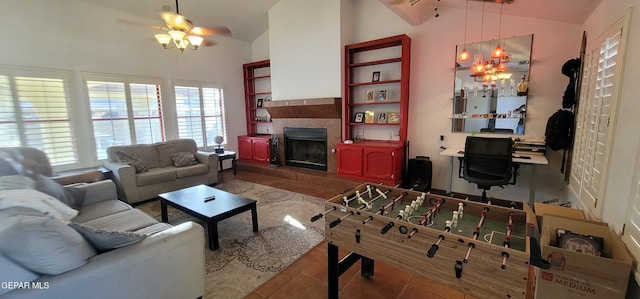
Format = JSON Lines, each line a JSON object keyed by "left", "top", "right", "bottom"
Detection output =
{"left": 452, "top": 34, "right": 533, "bottom": 135}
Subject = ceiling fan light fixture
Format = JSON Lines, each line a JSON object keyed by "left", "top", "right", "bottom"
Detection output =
{"left": 169, "top": 30, "right": 186, "bottom": 41}
{"left": 187, "top": 35, "right": 204, "bottom": 47}
{"left": 155, "top": 34, "right": 172, "bottom": 48}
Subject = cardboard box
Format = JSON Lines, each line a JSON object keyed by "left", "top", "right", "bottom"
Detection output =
{"left": 535, "top": 215, "right": 633, "bottom": 299}
{"left": 534, "top": 202, "right": 585, "bottom": 232}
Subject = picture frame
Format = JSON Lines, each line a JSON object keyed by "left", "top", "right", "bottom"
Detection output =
{"left": 378, "top": 89, "right": 388, "bottom": 101}
{"left": 377, "top": 112, "right": 387, "bottom": 124}
{"left": 387, "top": 112, "right": 400, "bottom": 124}
{"left": 365, "top": 90, "right": 374, "bottom": 102}
{"left": 372, "top": 71, "right": 380, "bottom": 82}
{"left": 353, "top": 112, "right": 364, "bottom": 123}
{"left": 257, "top": 98, "right": 263, "bottom": 107}
{"left": 364, "top": 111, "right": 375, "bottom": 123}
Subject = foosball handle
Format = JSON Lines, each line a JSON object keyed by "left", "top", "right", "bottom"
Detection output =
{"left": 427, "top": 244, "right": 439, "bottom": 258}
{"left": 310, "top": 214, "right": 323, "bottom": 222}
{"left": 455, "top": 261, "right": 463, "bottom": 279}
{"left": 380, "top": 221, "right": 394, "bottom": 234}
{"left": 329, "top": 219, "right": 341, "bottom": 228}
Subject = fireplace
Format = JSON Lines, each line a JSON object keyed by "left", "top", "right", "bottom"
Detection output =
{"left": 283, "top": 127, "right": 327, "bottom": 171}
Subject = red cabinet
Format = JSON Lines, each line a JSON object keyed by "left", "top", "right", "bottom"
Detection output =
{"left": 337, "top": 143, "right": 403, "bottom": 185}
{"left": 238, "top": 135, "right": 270, "bottom": 164}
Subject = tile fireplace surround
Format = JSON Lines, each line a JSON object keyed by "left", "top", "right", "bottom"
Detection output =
{"left": 265, "top": 98, "right": 342, "bottom": 173}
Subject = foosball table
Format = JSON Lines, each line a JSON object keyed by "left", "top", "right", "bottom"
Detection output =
{"left": 311, "top": 182, "right": 548, "bottom": 299}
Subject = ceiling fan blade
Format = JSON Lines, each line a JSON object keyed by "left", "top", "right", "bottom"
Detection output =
{"left": 192, "top": 26, "right": 231, "bottom": 37}
{"left": 201, "top": 39, "right": 217, "bottom": 47}
{"left": 117, "top": 18, "right": 164, "bottom": 30}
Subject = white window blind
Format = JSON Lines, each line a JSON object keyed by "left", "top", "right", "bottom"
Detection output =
{"left": 86, "top": 75, "right": 164, "bottom": 160}
{"left": 175, "top": 84, "right": 226, "bottom": 148}
{"left": 0, "top": 67, "right": 78, "bottom": 166}
{"left": 569, "top": 19, "right": 624, "bottom": 217}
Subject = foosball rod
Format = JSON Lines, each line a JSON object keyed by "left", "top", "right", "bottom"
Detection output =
{"left": 310, "top": 206, "right": 337, "bottom": 222}
{"left": 329, "top": 211, "right": 354, "bottom": 228}
{"left": 463, "top": 207, "right": 490, "bottom": 263}
{"left": 378, "top": 191, "right": 408, "bottom": 214}
{"left": 501, "top": 211, "right": 515, "bottom": 269}
{"left": 358, "top": 187, "right": 392, "bottom": 211}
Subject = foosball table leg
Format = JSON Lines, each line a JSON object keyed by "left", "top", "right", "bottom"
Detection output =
{"left": 327, "top": 243, "right": 376, "bottom": 299}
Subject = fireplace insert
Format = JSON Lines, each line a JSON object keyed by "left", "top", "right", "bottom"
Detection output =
{"left": 283, "top": 127, "right": 327, "bottom": 171}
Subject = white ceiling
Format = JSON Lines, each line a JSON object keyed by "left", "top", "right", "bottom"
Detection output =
{"left": 381, "top": 0, "right": 604, "bottom": 26}
{"left": 75, "top": 0, "right": 281, "bottom": 42}
{"left": 75, "top": 0, "right": 602, "bottom": 43}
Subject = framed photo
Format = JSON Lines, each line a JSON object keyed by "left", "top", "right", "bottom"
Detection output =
{"left": 256, "top": 98, "right": 264, "bottom": 107}
{"left": 378, "top": 89, "right": 388, "bottom": 101}
{"left": 365, "top": 90, "right": 374, "bottom": 102}
{"left": 353, "top": 112, "right": 364, "bottom": 123}
{"left": 364, "top": 111, "right": 375, "bottom": 123}
{"left": 377, "top": 113, "right": 387, "bottom": 124}
{"left": 372, "top": 71, "right": 380, "bottom": 82}
{"left": 387, "top": 112, "right": 400, "bottom": 124}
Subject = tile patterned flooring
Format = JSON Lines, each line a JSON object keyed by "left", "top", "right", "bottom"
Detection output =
{"left": 222, "top": 163, "right": 481, "bottom": 299}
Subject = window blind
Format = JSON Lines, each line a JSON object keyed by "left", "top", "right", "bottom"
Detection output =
{"left": 175, "top": 84, "right": 226, "bottom": 149}
{"left": 0, "top": 68, "right": 78, "bottom": 166}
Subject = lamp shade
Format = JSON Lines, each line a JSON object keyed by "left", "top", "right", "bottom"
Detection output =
{"left": 155, "top": 34, "right": 172, "bottom": 46}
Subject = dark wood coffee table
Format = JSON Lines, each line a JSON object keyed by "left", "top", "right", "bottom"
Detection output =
{"left": 159, "top": 184, "right": 258, "bottom": 250}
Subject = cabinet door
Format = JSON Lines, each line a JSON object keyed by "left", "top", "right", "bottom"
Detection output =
{"left": 363, "top": 148, "right": 395, "bottom": 181}
{"left": 238, "top": 136, "right": 253, "bottom": 160}
{"left": 252, "top": 137, "right": 270, "bottom": 163}
{"left": 337, "top": 145, "right": 363, "bottom": 176}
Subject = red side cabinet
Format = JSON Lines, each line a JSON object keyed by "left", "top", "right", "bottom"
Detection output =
{"left": 238, "top": 135, "right": 270, "bottom": 164}
{"left": 337, "top": 144, "right": 363, "bottom": 176}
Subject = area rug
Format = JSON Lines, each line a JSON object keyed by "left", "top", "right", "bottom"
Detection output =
{"left": 136, "top": 180, "right": 326, "bottom": 299}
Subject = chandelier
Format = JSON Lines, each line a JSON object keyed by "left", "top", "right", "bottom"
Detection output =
{"left": 154, "top": 0, "right": 204, "bottom": 52}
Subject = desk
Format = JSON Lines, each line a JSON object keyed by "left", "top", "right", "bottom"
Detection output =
{"left": 217, "top": 151, "right": 237, "bottom": 175}
{"left": 440, "top": 147, "right": 548, "bottom": 208}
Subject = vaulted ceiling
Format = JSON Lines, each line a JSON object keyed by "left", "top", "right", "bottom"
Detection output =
{"left": 75, "top": 0, "right": 602, "bottom": 43}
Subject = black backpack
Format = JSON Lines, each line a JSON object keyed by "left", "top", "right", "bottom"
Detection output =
{"left": 545, "top": 109, "right": 575, "bottom": 172}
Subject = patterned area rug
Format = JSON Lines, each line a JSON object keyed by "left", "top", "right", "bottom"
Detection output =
{"left": 137, "top": 180, "right": 326, "bottom": 299}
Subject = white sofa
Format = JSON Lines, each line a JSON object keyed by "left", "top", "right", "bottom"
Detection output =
{"left": 103, "top": 139, "right": 218, "bottom": 204}
{"left": 0, "top": 179, "right": 205, "bottom": 299}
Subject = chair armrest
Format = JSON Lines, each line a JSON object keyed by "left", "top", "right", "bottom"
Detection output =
{"left": 103, "top": 161, "right": 138, "bottom": 203}
{"left": 73, "top": 180, "right": 118, "bottom": 206}
{"left": 195, "top": 151, "right": 218, "bottom": 183}
{"left": 52, "top": 170, "right": 103, "bottom": 186}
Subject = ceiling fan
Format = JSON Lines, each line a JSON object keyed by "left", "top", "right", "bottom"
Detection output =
{"left": 153, "top": 0, "right": 231, "bottom": 51}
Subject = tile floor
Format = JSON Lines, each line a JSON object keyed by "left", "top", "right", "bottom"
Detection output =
{"left": 220, "top": 164, "right": 482, "bottom": 299}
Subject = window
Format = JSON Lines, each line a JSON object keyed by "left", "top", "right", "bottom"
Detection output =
{"left": 0, "top": 67, "right": 78, "bottom": 166}
{"left": 85, "top": 75, "right": 164, "bottom": 160}
{"left": 175, "top": 84, "right": 226, "bottom": 148}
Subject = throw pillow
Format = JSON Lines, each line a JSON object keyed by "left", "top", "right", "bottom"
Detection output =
{"left": 0, "top": 174, "right": 36, "bottom": 190}
{"left": 68, "top": 222, "right": 147, "bottom": 252}
{"left": 0, "top": 207, "right": 97, "bottom": 275}
{"left": 115, "top": 150, "right": 148, "bottom": 173}
{"left": 171, "top": 151, "right": 197, "bottom": 167}
{"left": 0, "top": 189, "right": 79, "bottom": 222}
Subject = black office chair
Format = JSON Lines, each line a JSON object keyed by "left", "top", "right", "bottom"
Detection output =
{"left": 458, "top": 136, "right": 518, "bottom": 202}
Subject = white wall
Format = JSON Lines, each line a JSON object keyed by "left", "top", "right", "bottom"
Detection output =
{"left": 0, "top": 0, "right": 252, "bottom": 169}
{"left": 268, "top": 0, "right": 343, "bottom": 100}
{"left": 580, "top": 0, "right": 640, "bottom": 232}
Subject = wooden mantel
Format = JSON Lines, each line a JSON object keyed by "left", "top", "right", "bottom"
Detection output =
{"left": 264, "top": 97, "right": 341, "bottom": 119}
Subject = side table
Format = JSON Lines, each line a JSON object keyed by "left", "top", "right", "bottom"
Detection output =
{"left": 217, "top": 151, "right": 237, "bottom": 175}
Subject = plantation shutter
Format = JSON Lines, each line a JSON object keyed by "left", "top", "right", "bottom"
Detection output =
{"left": 175, "top": 86, "right": 205, "bottom": 146}
{"left": 87, "top": 80, "right": 132, "bottom": 160}
{"left": 569, "top": 18, "right": 625, "bottom": 217}
{"left": 130, "top": 83, "right": 164, "bottom": 144}
{"left": 0, "top": 67, "right": 78, "bottom": 166}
